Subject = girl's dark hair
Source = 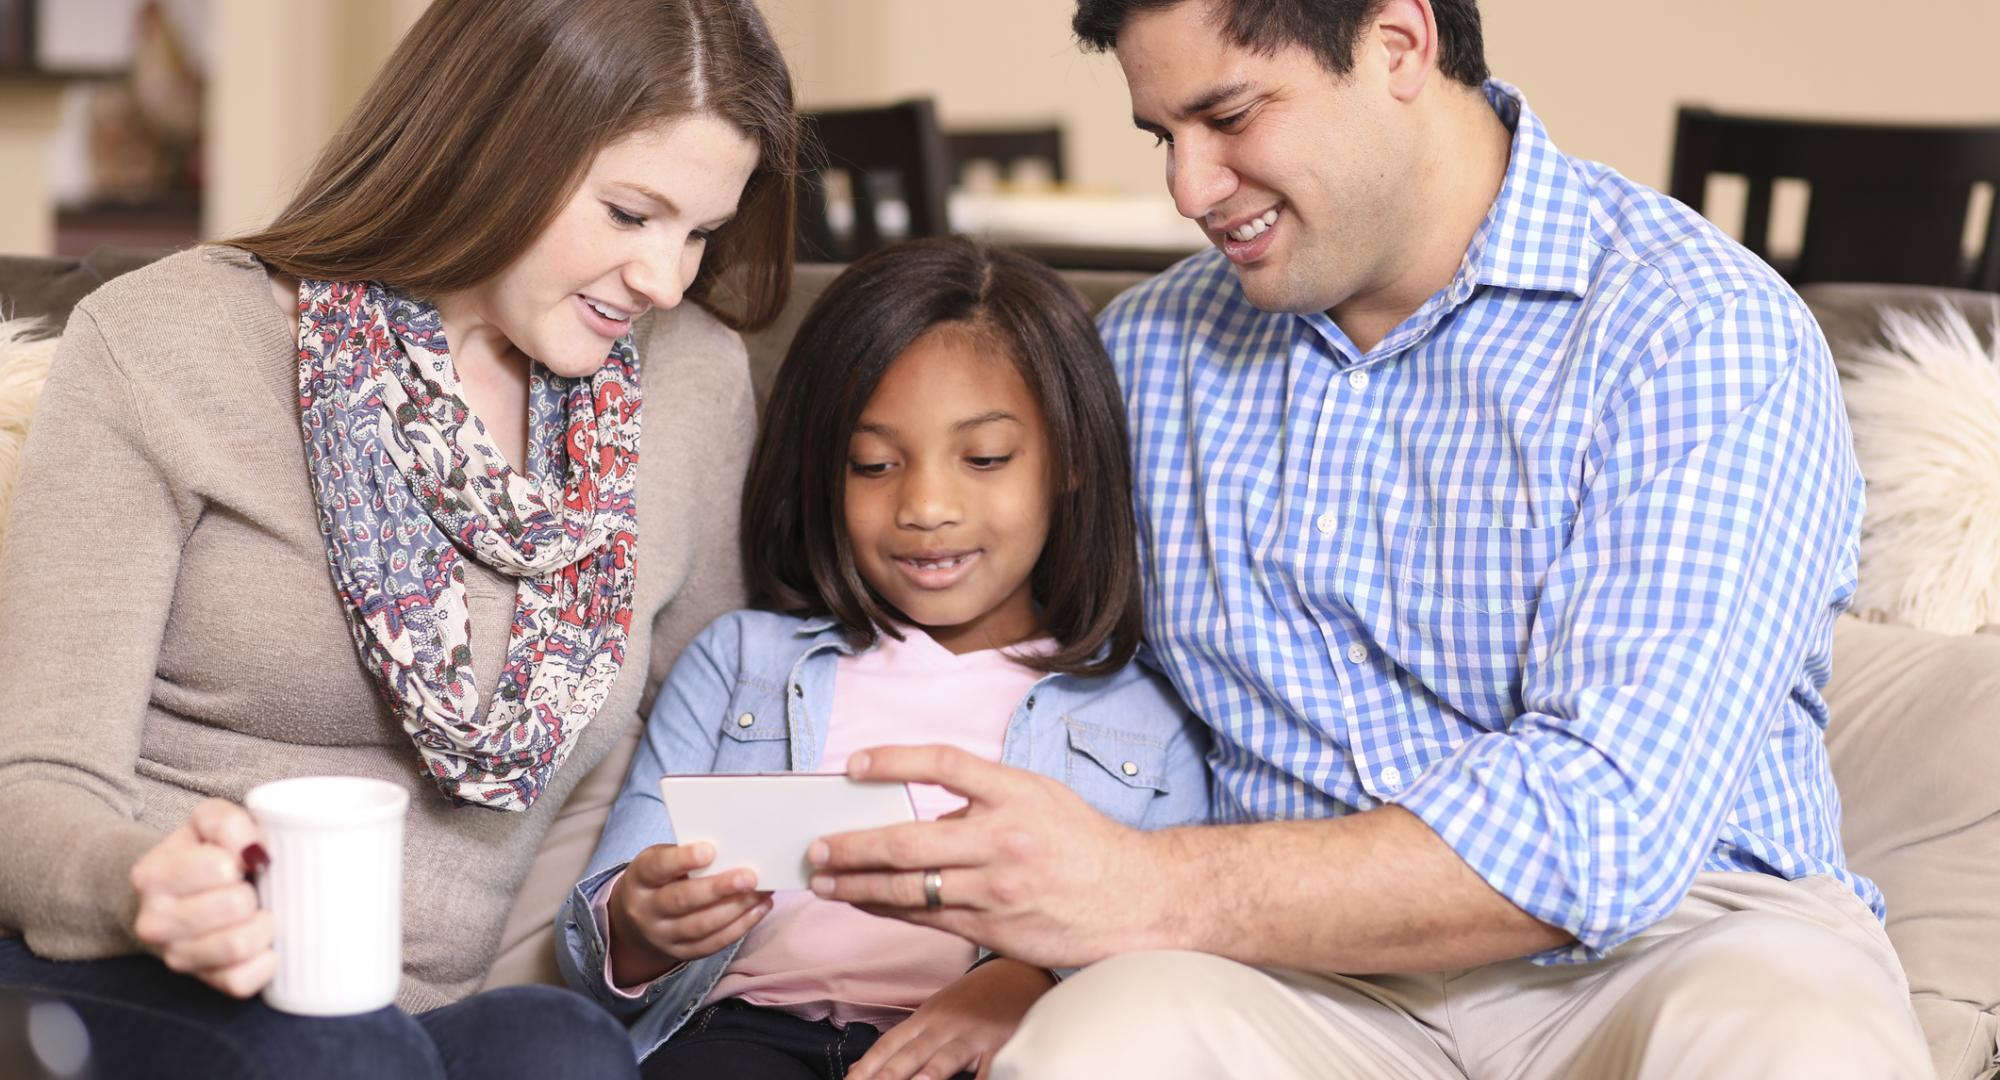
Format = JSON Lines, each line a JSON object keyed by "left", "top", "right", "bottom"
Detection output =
{"left": 229, "top": 0, "right": 798, "bottom": 331}
{"left": 743, "top": 237, "right": 1143, "bottom": 677}
{"left": 1074, "top": 0, "right": 1489, "bottom": 89}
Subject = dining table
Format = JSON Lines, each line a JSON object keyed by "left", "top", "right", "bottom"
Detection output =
{"left": 824, "top": 185, "right": 1209, "bottom": 272}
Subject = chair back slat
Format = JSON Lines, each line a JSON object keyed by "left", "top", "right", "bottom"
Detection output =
{"left": 1669, "top": 106, "right": 2000, "bottom": 289}
{"left": 945, "top": 127, "right": 1066, "bottom": 188}
{"left": 797, "top": 99, "right": 952, "bottom": 261}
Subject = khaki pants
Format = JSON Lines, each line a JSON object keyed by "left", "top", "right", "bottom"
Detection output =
{"left": 991, "top": 873, "right": 1932, "bottom": 1079}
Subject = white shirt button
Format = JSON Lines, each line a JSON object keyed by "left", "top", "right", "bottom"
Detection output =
{"left": 1347, "top": 369, "right": 1370, "bottom": 391}
{"left": 736, "top": 713, "right": 755, "bottom": 728}
{"left": 1122, "top": 761, "right": 1139, "bottom": 777}
{"left": 1345, "top": 642, "right": 1369, "bottom": 664}
{"left": 1315, "top": 512, "right": 1337, "bottom": 535}
{"left": 1380, "top": 765, "right": 1404, "bottom": 788}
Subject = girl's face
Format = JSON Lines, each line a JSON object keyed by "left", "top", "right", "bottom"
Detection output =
{"left": 844, "top": 326, "right": 1053, "bottom": 655}
{"left": 444, "top": 113, "right": 759, "bottom": 377}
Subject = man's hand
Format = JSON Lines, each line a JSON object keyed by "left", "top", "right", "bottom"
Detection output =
{"left": 807, "top": 745, "right": 1181, "bottom": 969}
{"left": 607, "top": 842, "right": 772, "bottom": 986}
{"left": 849, "top": 958, "right": 1057, "bottom": 1080}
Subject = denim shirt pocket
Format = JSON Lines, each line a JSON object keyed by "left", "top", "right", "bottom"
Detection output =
{"left": 1063, "top": 719, "right": 1170, "bottom": 825}
{"left": 710, "top": 683, "right": 790, "bottom": 773}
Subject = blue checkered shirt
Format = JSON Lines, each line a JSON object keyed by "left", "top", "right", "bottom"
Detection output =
{"left": 1103, "top": 80, "right": 1876, "bottom": 963}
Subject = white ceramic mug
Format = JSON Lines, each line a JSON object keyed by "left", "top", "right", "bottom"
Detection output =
{"left": 243, "top": 776, "right": 409, "bottom": 1016}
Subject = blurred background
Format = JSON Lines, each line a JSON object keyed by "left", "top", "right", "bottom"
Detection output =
{"left": 0, "top": 0, "right": 1997, "bottom": 267}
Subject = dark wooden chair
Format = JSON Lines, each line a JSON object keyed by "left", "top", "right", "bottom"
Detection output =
{"left": 796, "top": 98, "right": 952, "bottom": 262}
{"left": 1669, "top": 106, "right": 2000, "bottom": 290}
{"left": 945, "top": 126, "right": 1066, "bottom": 189}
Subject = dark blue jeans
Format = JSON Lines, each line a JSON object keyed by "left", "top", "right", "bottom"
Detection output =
{"left": 643, "top": 998, "right": 973, "bottom": 1080}
{"left": 0, "top": 938, "right": 637, "bottom": 1080}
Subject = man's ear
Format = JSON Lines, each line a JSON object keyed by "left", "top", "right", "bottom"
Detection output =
{"left": 1374, "top": 0, "right": 1438, "bottom": 104}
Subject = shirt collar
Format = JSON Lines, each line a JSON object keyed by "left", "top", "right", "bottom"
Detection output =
{"left": 791, "top": 614, "right": 1112, "bottom": 670}
{"left": 1290, "top": 79, "right": 1595, "bottom": 362}
{"left": 1457, "top": 79, "right": 1595, "bottom": 299}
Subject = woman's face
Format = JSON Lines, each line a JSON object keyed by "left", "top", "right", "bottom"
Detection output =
{"left": 461, "top": 113, "right": 760, "bottom": 377}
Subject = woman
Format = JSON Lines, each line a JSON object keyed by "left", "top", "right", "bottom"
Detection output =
{"left": 0, "top": 0, "right": 797, "bottom": 1076}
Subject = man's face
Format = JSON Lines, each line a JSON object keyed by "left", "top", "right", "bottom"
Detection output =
{"left": 1117, "top": 2, "right": 1419, "bottom": 315}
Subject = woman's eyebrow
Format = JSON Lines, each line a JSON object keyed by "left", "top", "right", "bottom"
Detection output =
{"left": 610, "top": 181, "right": 680, "bottom": 214}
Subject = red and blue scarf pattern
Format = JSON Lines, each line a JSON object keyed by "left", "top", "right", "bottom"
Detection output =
{"left": 296, "top": 279, "right": 641, "bottom": 810}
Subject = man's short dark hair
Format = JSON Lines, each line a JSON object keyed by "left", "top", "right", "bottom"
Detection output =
{"left": 1073, "top": 0, "right": 1489, "bottom": 89}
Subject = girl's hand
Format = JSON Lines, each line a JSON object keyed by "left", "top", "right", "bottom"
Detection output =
{"left": 848, "top": 957, "right": 1057, "bottom": 1080}
{"left": 128, "top": 798, "right": 275, "bottom": 998}
{"left": 606, "top": 842, "right": 772, "bottom": 986}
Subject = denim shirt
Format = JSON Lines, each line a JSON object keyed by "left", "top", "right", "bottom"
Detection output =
{"left": 555, "top": 609, "right": 1213, "bottom": 1058}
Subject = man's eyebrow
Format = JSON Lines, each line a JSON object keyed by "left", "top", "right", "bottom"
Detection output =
{"left": 1133, "top": 78, "right": 1256, "bottom": 131}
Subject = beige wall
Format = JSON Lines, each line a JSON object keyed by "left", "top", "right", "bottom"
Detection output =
{"left": 757, "top": 0, "right": 1147, "bottom": 196}
{"left": 22, "top": 0, "right": 2000, "bottom": 250}
{"left": 761, "top": 0, "right": 2000, "bottom": 245}
{"left": 201, "top": 0, "right": 428, "bottom": 240}
{"left": 0, "top": 81, "right": 64, "bottom": 256}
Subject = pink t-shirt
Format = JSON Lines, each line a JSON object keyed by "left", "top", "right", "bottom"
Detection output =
{"left": 602, "top": 626, "right": 1046, "bottom": 1029}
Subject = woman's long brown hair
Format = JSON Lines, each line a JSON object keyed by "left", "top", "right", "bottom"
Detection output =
{"left": 230, "top": 0, "right": 798, "bottom": 331}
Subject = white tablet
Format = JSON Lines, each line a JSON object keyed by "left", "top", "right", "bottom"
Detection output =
{"left": 657, "top": 773, "right": 918, "bottom": 892}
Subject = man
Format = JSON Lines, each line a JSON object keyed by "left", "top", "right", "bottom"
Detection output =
{"left": 809, "top": 1, "right": 1933, "bottom": 1075}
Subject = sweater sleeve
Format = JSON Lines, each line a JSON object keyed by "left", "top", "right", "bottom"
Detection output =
{"left": 634, "top": 308, "right": 756, "bottom": 724}
{"left": 0, "top": 308, "right": 198, "bottom": 958}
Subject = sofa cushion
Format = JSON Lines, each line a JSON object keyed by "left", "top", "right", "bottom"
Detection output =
{"left": 1825, "top": 615, "right": 2000, "bottom": 1079}
{"left": 1803, "top": 283, "right": 2000, "bottom": 360}
{"left": 1799, "top": 284, "right": 2000, "bottom": 635}
{"left": 0, "top": 317, "right": 58, "bottom": 562}
{"left": 0, "top": 249, "right": 169, "bottom": 327}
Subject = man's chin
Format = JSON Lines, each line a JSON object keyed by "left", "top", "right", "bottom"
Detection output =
{"left": 1231, "top": 261, "right": 1333, "bottom": 316}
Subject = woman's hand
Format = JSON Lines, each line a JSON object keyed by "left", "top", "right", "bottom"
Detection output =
{"left": 606, "top": 842, "right": 772, "bottom": 986}
{"left": 849, "top": 958, "right": 1057, "bottom": 1080}
{"left": 128, "top": 798, "right": 275, "bottom": 998}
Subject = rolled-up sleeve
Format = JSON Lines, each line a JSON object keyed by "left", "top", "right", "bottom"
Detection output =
{"left": 1390, "top": 288, "right": 1862, "bottom": 962}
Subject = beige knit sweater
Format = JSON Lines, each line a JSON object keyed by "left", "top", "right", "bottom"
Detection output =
{"left": 0, "top": 246, "right": 753, "bottom": 1011}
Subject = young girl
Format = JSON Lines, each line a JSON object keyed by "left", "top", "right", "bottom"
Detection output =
{"left": 557, "top": 237, "right": 1212, "bottom": 1080}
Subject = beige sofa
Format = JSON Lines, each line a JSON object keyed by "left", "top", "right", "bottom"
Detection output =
{"left": 2, "top": 253, "right": 1996, "bottom": 1079}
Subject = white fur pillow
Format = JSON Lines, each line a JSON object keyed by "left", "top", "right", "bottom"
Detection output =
{"left": 0, "top": 316, "right": 59, "bottom": 563}
{"left": 1840, "top": 305, "right": 2000, "bottom": 633}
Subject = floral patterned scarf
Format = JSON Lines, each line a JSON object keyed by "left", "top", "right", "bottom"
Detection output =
{"left": 295, "top": 279, "right": 641, "bottom": 811}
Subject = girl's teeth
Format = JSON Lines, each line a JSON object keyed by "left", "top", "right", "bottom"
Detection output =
{"left": 913, "top": 555, "right": 966, "bottom": 570}
{"left": 586, "top": 298, "right": 628, "bottom": 322}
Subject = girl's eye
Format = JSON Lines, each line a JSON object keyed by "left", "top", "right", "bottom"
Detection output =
{"left": 607, "top": 204, "right": 646, "bottom": 228}
{"left": 967, "top": 455, "right": 1013, "bottom": 470}
{"left": 689, "top": 227, "right": 715, "bottom": 245}
{"left": 850, "top": 461, "right": 891, "bottom": 477}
